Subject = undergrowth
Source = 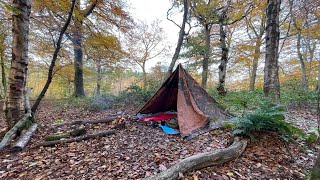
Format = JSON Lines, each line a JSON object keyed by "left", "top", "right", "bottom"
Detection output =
{"left": 232, "top": 101, "right": 306, "bottom": 141}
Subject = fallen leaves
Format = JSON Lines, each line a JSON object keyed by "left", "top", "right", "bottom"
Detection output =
{"left": 0, "top": 101, "right": 318, "bottom": 179}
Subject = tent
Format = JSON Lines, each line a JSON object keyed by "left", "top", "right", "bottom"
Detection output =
{"left": 137, "top": 64, "right": 232, "bottom": 138}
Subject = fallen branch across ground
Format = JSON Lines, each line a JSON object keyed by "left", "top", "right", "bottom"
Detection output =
{"left": 37, "top": 130, "right": 116, "bottom": 147}
{"left": 45, "top": 127, "right": 87, "bottom": 141}
{"left": 53, "top": 116, "right": 117, "bottom": 127}
{"left": 145, "top": 137, "right": 247, "bottom": 180}
{"left": 11, "top": 123, "right": 38, "bottom": 152}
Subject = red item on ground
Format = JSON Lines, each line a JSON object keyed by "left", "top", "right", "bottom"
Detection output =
{"left": 141, "top": 113, "right": 177, "bottom": 122}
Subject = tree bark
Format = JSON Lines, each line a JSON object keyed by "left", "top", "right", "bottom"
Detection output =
{"left": 201, "top": 24, "right": 211, "bottom": 89}
{"left": 311, "top": 152, "right": 320, "bottom": 180}
{"left": 38, "top": 130, "right": 116, "bottom": 147}
{"left": 249, "top": 38, "right": 262, "bottom": 91}
{"left": 96, "top": 60, "right": 102, "bottom": 96}
{"left": 145, "top": 137, "right": 247, "bottom": 180}
{"left": 72, "top": 0, "right": 98, "bottom": 97}
{"left": 296, "top": 31, "right": 308, "bottom": 90}
{"left": 0, "top": 113, "right": 32, "bottom": 150}
{"left": 142, "top": 62, "right": 147, "bottom": 90}
{"left": 166, "top": 0, "right": 188, "bottom": 77}
{"left": 0, "top": 56, "right": 6, "bottom": 95}
{"left": 11, "top": 123, "right": 37, "bottom": 152}
{"left": 217, "top": 17, "right": 228, "bottom": 96}
{"left": 5, "top": 0, "right": 32, "bottom": 128}
{"left": 263, "top": 0, "right": 281, "bottom": 101}
{"left": 31, "top": 0, "right": 76, "bottom": 113}
{"left": 73, "top": 18, "right": 85, "bottom": 97}
{"left": 317, "top": 62, "right": 320, "bottom": 93}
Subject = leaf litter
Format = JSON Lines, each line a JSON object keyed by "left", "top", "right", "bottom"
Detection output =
{"left": 0, "top": 100, "right": 319, "bottom": 179}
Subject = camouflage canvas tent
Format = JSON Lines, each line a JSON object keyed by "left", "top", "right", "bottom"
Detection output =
{"left": 138, "top": 64, "right": 232, "bottom": 137}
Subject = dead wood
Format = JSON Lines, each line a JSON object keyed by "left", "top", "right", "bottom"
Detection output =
{"left": 53, "top": 116, "right": 117, "bottom": 127}
{"left": 45, "top": 128, "right": 87, "bottom": 141}
{"left": 38, "top": 130, "right": 116, "bottom": 147}
{"left": 11, "top": 123, "right": 38, "bottom": 152}
{"left": 0, "top": 89, "right": 33, "bottom": 151}
{"left": 145, "top": 137, "right": 247, "bottom": 180}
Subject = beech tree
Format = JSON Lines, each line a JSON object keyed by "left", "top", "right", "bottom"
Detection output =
{"left": 263, "top": 0, "right": 281, "bottom": 101}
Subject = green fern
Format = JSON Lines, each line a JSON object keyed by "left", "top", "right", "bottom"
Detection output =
{"left": 233, "top": 101, "right": 305, "bottom": 141}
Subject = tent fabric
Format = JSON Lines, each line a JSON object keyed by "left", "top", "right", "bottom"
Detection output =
{"left": 138, "top": 64, "right": 231, "bottom": 136}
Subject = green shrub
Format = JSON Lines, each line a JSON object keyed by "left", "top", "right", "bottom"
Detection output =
{"left": 233, "top": 101, "right": 305, "bottom": 141}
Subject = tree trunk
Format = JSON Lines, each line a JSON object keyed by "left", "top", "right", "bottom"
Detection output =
{"left": 145, "top": 137, "right": 247, "bottom": 180}
{"left": 31, "top": 0, "right": 76, "bottom": 113}
{"left": 142, "top": 63, "right": 147, "bottom": 90}
{"left": 73, "top": 1, "right": 85, "bottom": 97}
{"left": 96, "top": 60, "right": 102, "bottom": 96}
{"left": 5, "top": 0, "right": 32, "bottom": 128}
{"left": 217, "top": 17, "right": 228, "bottom": 96}
{"left": 263, "top": 0, "right": 281, "bottom": 101}
{"left": 296, "top": 31, "right": 308, "bottom": 90}
{"left": 166, "top": 0, "right": 188, "bottom": 77}
{"left": 0, "top": 56, "right": 6, "bottom": 95}
{"left": 316, "top": 62, "right": 320, "bottom": 93}
{"left": 249, "top": 39, "right": 262, "bottom": 91}
{"left": 311, "top": 152, "right": 320, "bottom": 180}
{"left": 201, "top": 24, "right": 211, "bottom": 89}
{"left": 11, "top": 123, "right": 37, "bottom": 152}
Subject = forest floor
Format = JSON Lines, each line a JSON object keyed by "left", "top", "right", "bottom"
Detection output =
{"left": 0, "top": 100, "right": 319, "bottom": 180}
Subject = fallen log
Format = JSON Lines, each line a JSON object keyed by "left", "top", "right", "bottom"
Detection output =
{"left": 53, "top": 116, "right": 117, "bottom": 127}
{"left": 11, "top": 123, "right": 38, "bottom": 152}
{"left": 145, "top": 137, "right": 247, "bottom": 180}
{"left": 0, "top": 88, "right": 33, "bottom": 151}
{"left": 0, "top": 113, "right": 32, "bottom": 150}
{"left": 45, "top": 127, "right": 87, "bottom": 141}
{"left": 38, "top": 130, "right": 116, "bottom": 147}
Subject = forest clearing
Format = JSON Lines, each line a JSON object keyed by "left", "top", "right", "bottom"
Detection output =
{"left": 0, "top": 0, "right": 320, "bottom": 179}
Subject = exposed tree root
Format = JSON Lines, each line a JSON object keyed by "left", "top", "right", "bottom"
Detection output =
{"left": 145, "top": 137, "right": 247, "bottom": 180}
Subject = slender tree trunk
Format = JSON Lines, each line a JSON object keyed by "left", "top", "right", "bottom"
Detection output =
{"left": 96, "top": 60, "right": 102, "bottom": 96}
{"left": 166, "top": 0, "right": 188, "bottom": 77}
{"left": 0, "top": 56, "right": 6, "bottom": 95}
{"left": 142, "top": 62, "right": 147, "bottom": 90}
{"left": 5, "top": 0, "right": 32, "bottom": 128}
{"left": 31, "top": 0, "right": 76, "bottom": 113}
{"left": 263, "top": 0, "right": 281, "bottom": 101}
{"left": 217, "top": 18, "right": 228, "bottom": 96}
{"left": 249, "top": 39, "right": 262, "bottom": 90}
{"left": 316, "top": 61, "right": 320, "bottom": 93}
{"left": 201, "top": 24, "right": 211, "bottom": 89}
{"left": 296, "top": 31, "right": 308, "bottom": 90}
